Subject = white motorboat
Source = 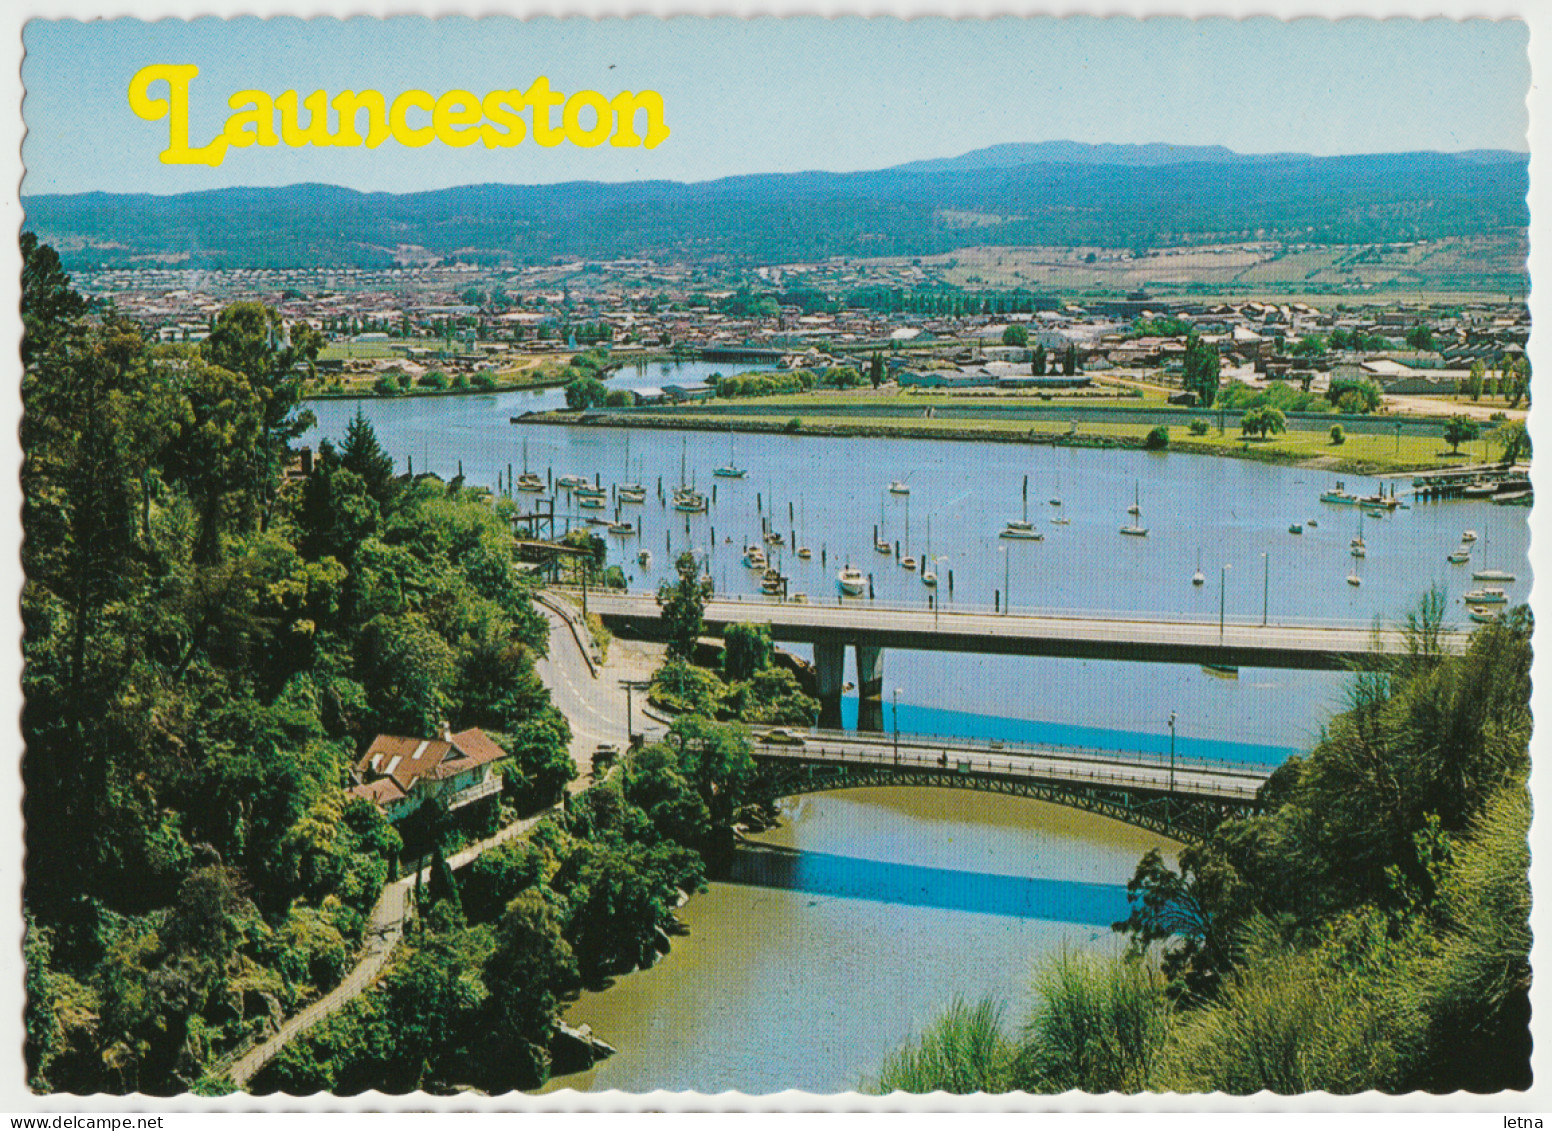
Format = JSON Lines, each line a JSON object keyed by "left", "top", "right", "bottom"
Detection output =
{"left": 1463, "top": 587, "right": 1508, "bottom": 605}
{"left": 837, "top": 566, "right": 866, "bottom": 595}
{"left": 889, "top": 480, "right": 911, "bottom": 495}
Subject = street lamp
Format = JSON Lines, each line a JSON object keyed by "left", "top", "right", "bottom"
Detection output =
{"left": 1219, "top": 563, "right": 1232, "bottom": 643}
{"left": 1167, "top": 711, "right": 1177, "bottom": 827}
{"left": 999, "top": 544, "right": 1011, "bottom": 615}
{"left": 1262, "top": 551, "right": 1269, "bottom": 627}
{"left": 892, "top": 687, "right": 902, "bottom": 765}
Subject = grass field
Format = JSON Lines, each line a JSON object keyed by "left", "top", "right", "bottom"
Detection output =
{"left": 595, "top": 407, "right": 1503, "bottom": 474}
{"left": 316, "top": 341, "right": 403, "bottom": 361}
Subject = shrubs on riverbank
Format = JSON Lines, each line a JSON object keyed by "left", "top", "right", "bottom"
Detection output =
{"left": 257, "top": 717, "right": 759, "bottom": 1093}
{"left": 868, "top": 604, "right": 1532, "bottom": 1095}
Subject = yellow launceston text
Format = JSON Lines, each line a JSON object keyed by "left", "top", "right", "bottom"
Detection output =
{"left": 128, "top": 64, "right": 670, "bottom": 167}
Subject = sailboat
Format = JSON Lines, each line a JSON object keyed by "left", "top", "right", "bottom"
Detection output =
{"left": 837, "top": 564, "right": 866, "bottom": 595}
{"left": 921, "top": 517, "right": 937, "bottom": 586}
{"left": 516, "top": 439, "right": 545, "bottom": 492}
{"left": 796, "top": 498, "right": 813, "bottom": 560}
{"left": 672, "top": 438, "right": 708, "bottom": 513}
{"left": 874, "top": 495, "right": 892, "bottom": 554}
{"left": 899, "top": 494, "right": 918, "bottom": 569}
{"left": 1119, "top": 482, "right": 1148, "bottom": 536}
{"left": 1192, "top": 549, "right": 1206, "bottom": 587}
{"left": 1001, "top": 475, "right": 1044, "bottom": 540}
{"left": 1350, "top": 511, "right": 1366, "bottom": 558}
{"left": 617, "top": 434, "right": 646, "bottom": 500}
{"left": 713, "top": 431, "right": 747, "bottom": 478}
{"left": 1471, "top": 524, "right": 1516, "bottom": 582}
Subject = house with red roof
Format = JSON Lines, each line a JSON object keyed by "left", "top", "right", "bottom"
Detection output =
{"left": 347, "top": 725, "right": 508, "bottom": 821}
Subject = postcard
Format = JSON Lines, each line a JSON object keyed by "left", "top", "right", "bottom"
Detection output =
{"left": 5, "top": 3, "right": 1546, "bottom": 1114}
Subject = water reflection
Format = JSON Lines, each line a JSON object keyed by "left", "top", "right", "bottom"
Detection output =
{"left": 726, "top": 842, "right": 1131, "bottom": 926}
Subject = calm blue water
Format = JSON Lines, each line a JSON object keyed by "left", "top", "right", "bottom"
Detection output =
{"left": 304, "top": 371, "right": 1529, "bottom": 759}
{"left": 727, "top": 846, "right": 1131, "bottom": 925}
{"left": 841, "top": 698, "right": 1297, "bottom": 768}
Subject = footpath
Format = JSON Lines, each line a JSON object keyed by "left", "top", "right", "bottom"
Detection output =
{"left": 221, "top": 806, "right": 559, "bottom": 1090}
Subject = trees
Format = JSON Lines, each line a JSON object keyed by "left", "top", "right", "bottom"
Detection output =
{"left": 1496, "top": 419, "right": 1530, "bottom": 464}
{"left": 869, "top": 352, "right": 886, "bottom": 388}
{"left": 1239, "top": 406, "right": 1286, "bottom": 439}
{"left": 821, "top": 366, "right": 863, "bottom": 389}
{"left": 1326, "top": 377, "right": 1381, "bottom": 414}
{"left": 339, "top": 410, "right": 398, "bottom": 505}
{"left": 657, "top": 551, "right": 711, "bottom": 662}
{"left": 483, "top": 890, "right": 578, "bottom": 1058}
{"left": 1181, "top": 335, "right": 1220, "bottom": 408}
{"left": 1144, "top": 426, "right": 1169, "bottom": 450}
{"left": 563, "top": 377, "right": 608, "bottom": 410}
{"left": 1467, "top": 359, "right": 1486, "bottom": 402}
{"left": 1405, "top": 324, "right": 1436, "bottom": 351}
{"left": 1001, "top": 325, "right": 1029, "bottom": 348}
{"left": 1443, "top": 415, "right": 1480, "bottom": 455}
{"left": 1330, "top": 423, "right": 1346, "bottom": 446}
{"left": 1032, "top": 344, "right": 1048, "bottom": 377}
{"left": 721, "top": 622, "right": 773, "bottom": 681}
{"left": 1062, "top": 343, "right": 1078, "bottom": 377}
{"left": 20, "top": 232, "right": 86, "bottom": 369}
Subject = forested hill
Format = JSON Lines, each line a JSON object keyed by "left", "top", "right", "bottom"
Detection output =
{"left": 24, "top": 144, "right": 1528, "bottom": 270}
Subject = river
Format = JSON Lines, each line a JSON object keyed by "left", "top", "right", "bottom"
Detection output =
{"left": 541, "top": 787, "right": 1175, "bottom": 1095}
{"left": 302, "top": 369, "right": 1529, "bottom": 1091}
{"left": 305, "top": 368, "right": 1528, "bottom": 760}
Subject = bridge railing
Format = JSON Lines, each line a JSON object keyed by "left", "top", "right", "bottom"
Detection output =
{"left": 558, "top": 585, "right": 1466, "bottom": 636}
{"left": 798, "top": 726, "right": 1283, "bottom": 777}
{"left": 755, "top": 741, "right": 1264, "bottom": 801}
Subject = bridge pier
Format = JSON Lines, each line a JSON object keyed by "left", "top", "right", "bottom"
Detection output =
{"left": 856, "top": 644, "right": 884, "bottom": 733}
{"left": 813, "top": 640, "right": 846, "bottom": 730}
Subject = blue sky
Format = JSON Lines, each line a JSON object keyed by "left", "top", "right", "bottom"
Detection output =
{"left": 21, "top": 16, "right": 1531, "bottom": 196}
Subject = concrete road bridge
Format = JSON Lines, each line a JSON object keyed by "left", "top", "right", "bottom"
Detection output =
{"left": 743, "top": 727, "right": 1273, "bottom": 842}
{"left": 572, "top": 587, "right": 1469, "bottom": 727}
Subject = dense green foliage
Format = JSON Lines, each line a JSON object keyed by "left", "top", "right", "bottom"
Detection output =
{"left": 870, "top": 604, "right": 1532, "bottom": 1094}
{"left": 266, "top": 716, "right": 758, "bottom": 1092}
{"left": 1444, "top": 415, "right": 1481, "bottom": 454}
{"left": 1181, "top": 334, "right": 1220, "bottom": 408}
{"left": 713, "top": 370, "right": 814, "bottom": 398}
{"left": 20, "top": 238, "right": 571, "bottom": 1093}
{"left": 1217, "top": 379, "right": 1335, "bottom": 415}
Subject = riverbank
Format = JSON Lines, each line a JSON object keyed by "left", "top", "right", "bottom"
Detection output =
{"left": 303, "top": 372, "right": 575, "bottom": 401}
{"left": 518, "top": 407, "right": 1508, "bottom": 477}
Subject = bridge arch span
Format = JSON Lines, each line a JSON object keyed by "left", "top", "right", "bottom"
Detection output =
{"left": 750, "top": 757, "right": 1256, "bottom": 843}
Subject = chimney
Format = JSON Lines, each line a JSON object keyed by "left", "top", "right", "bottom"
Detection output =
{"left": 439, "top": 720, "right": 452, "bottom": 743}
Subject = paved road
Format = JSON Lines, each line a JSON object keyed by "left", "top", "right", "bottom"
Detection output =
{"left": 225, "top": 808, "right": 557, "bottom": 1089}
{"left": 573, "top": 589, "right": 1470, "bottom": 670}
{"left": 532, "top": 594, "right": 667, "bottom": 781}
{"left": 752, "top": 730, "right": 1269, "bottom": 803}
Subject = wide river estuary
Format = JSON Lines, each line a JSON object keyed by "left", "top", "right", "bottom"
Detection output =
{"left": 306, "top": 364, "right": 1529, "bottom": 1092}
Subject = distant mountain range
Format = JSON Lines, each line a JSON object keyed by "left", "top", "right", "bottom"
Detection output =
{"left": 22, "top": 141, "right": 1529, "bottom": 271}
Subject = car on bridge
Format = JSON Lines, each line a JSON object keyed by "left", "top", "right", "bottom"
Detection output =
{"left": 759, "top": 728, "right": 806, "bottom": 746}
